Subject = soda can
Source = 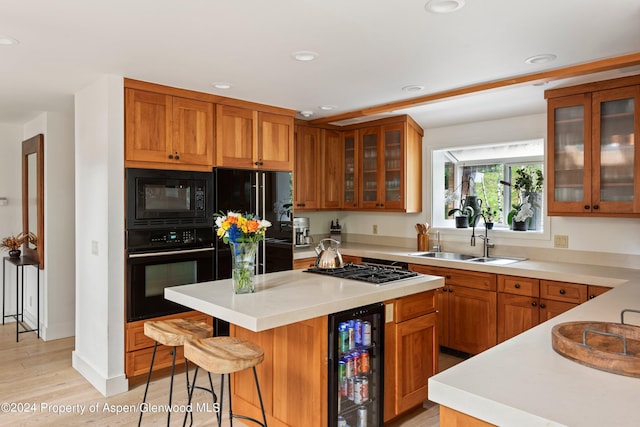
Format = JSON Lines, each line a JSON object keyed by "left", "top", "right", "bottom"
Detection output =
{"left": 357, "top": 405, "right": 367, "bottom": 427}
{"left": 348, "top": 377, "right": 355, "bottom": 401}
{"left": 348, "top": 325, "right": 355, "bottom": 350}
{"left": 338, "top": 360, "right": 346, "bottom": 381}
{"left": 355, "top": 319, "right": 363, "bottom": 345}
{"left": 360, "top": 376, "right": 369, "bottom": 402}
{"left": 360, "top": 349, "right": 370, "bottom": 374}
{"left": 344, "top": 354, "right": 354, "bottom": 378}
{"left": 352, "top": 351, "right": 360, "bottom": 374}
{"left": 338, "top": 415, "right": 346, "bottom": 427}
{"left": 362, "top": 321, "right": 372, "bottom": 346}
{"left": 353, "top": 377, "right": 364, "bottom": 404}
{"left": 339, "top": 323, "right": 349, "bottom": 353}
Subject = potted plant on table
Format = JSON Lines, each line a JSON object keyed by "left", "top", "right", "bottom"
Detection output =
{"left": 1, "top": 233, "right": 28, "bottom": 258}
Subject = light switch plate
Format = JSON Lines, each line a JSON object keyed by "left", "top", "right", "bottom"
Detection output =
{"left": 553, "top": 235, "right": 569, "bottom": 248}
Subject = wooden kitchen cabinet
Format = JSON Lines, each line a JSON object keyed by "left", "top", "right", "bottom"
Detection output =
{"left": 384, "top": 290, "right": 438, "bottom": 421}
{"left": 216, "top": 104, "right": 294, "bottom": 171}
{"left": 342, "top": 130, "right": 359, "bottom": 209}
{"left": 294, "top": 125, "right": 321, "bottom": 210}
{"left": 546, "top": 74, "right": 640, "bottom": 217}
{"left": 125, "top": 311, "right": 213, "bottom": 378}
{"left": 321, "top": 129, "right": 343, "bottom": 209}
{"left": 410, "top": 264, "right": 496, "bottom": 354}
{"left": 588, "top": 284, "right": 611, "bottom": 299}
{"left": 358, "top": 119, "right": 422, "bottom": 212}
{"left": 125, "top": 88, "right": 214, "bottom": 169}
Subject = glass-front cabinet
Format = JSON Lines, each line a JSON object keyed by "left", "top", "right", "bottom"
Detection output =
{"left": 358, "top": 124, "right": 405, "bottom": 210}
{"left": 343, "top": 130, "right": 359, "bottom": 209}
{"left": 547, "top": 77, "right": 640, "bottom": 216}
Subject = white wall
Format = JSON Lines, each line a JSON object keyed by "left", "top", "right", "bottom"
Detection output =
{"left": 72, "top": 75, "right": 127, "bottom": 397}
{"left": 0, "top": 123, "right": 25, "bottom": 322}
{"left": 304, "top": 113, "right": 640, "bottom": 258}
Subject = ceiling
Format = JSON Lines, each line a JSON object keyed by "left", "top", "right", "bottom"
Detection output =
{"left": 1, "top": 0, "right": 640, "bottom": 129}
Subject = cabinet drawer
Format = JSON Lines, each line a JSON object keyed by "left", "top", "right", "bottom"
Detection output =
{"left": 588, "top": 285, "right": 611, "bottom": 300}
{"left": 410, "top": 264, "right": 496, "bottom": 291}
{"left": 498, "top": 275, "right": 539, "bottom": 297}
{"left": 395, "top": 290, "right": 436, "bottom": 323}
{"left": 540, "top": 280, "right": 587, "bottom": 304}
{"left": 125, "top": 311, "right": 212, "bottom": 352}
{"left": 126, "top": 344, "right": 185, "bottom": 378}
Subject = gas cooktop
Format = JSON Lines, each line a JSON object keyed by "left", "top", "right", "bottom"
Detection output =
{"left": 304, "top": 263, "right": 418, "bottom": 285}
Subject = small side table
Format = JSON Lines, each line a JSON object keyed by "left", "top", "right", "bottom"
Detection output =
{"left": 2, "top": 256, "right": 40, "bottom": 342}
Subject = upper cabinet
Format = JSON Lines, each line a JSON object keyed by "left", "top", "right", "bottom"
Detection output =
{"left": 320, "top": 129, "right": 343, "bottom": 210}
{"left": 546, "top": 75, "right": 640, "bottom": 216}
{"left": 216, "top": 105, "right": 294, "bottom": 171}
{"left": 342, "top": 130, "right": 359, "bottom": 209}
{"left": 125, "top": 88, "right": 214, "bottom": 169}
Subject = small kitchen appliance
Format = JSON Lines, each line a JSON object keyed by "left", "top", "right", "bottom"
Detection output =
{"left": 294, "top": 217, "right": 310, "bottom": 248}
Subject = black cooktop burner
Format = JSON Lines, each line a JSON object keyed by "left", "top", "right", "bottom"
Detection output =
{"left": 304, "top": 263, "right": 418, "bottom": 285}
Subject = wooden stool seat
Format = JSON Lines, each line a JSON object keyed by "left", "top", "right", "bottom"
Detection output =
{"left": 143, "top": 318, "right": 213, "bottom": 346}
{"left": 185, "top": 336, "right": 264, "bottom": 374}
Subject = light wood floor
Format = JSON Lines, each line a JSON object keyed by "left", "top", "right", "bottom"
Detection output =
{"left": 0, "top": 324, "right": 463, "bottom": 426}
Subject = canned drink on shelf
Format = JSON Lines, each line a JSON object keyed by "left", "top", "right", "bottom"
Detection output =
{"left": 340, "top": 376, "right": 348, "bottom": 397}
{"left": 352, "top": 351, "right": 360, "bottom": 374}
{"left": 353, "top": 377, "right": 364, "bottom": 404}
{"left": 339, "top": 323, "right": 349, "bottom": 353}
{"left": 348, "top": 325, "right": 355, "bottom": 350}
{"left": 360, "top": 376, "right": 369, "bottom": 402}
{"left": 348, "top": 377, "right": 355, "bottom": 401}
{"left": 338, "top": 415, "right": 346, "bottom": 427}
{"left": 355, "top": 319, "right": 363, "bottom": 345}
{"left": 362, "top": 321, "right": 372, "bottom": 346}
{"left": 357, "top": 405, "right": 367, "bottom": 427}
{"left": 344, "top": 354, "right": 354, "bottom": 378}
{"left": 360, "top": 349, "right": 370, "bottom": 374}
{"left": 338, "top": 360, "right": 346, "bottom": 381}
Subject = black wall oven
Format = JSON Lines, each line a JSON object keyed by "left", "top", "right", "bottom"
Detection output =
{"left": 126, "top": 227, "right": 215, "bottom": 322}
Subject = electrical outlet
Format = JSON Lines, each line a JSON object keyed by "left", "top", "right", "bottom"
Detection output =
{"left": 372, "top": 224, "right": 378, "bottom": 234}
{"left": 554, "top": 234, "right": 569, "bottom": 248}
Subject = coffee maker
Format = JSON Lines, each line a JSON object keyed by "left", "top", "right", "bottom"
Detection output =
{"left": 293, "top": 217, "right": 310, "bottom": 248}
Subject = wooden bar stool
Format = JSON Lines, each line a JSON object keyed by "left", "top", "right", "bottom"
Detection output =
{"left": 184, "top": 336, "right": 267, "bottom": 427}
{"left": 138, "top": 318, "right": 214, "bottom": 427}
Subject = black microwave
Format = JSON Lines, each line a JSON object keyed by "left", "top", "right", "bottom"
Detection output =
{"left": 126, "top": 168, "right": 213, "bottom": 229}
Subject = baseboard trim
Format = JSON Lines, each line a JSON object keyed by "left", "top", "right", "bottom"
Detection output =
{"left": 72, "top": 350, "right": 129, "bottom": 397}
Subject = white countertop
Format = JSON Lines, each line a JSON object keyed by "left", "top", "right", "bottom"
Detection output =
{"left": 165, "top": 269, "right": 444, "bottom": 332}
{"left": 428, "top": 281, "right": 640, "bottom": 427}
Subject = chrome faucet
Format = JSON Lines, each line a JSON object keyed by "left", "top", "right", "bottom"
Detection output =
{"left": 432, "top": 230, "right": 441, "bottom": 252}
{"left": 471, "top": 214, "right": 494, "bottom": 257}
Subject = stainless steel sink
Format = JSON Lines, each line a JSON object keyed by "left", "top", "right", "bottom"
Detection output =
{"left": 408, "top": 252, "right": 526, "bottom": 265}
{"left": 408, "top": 252, "right": 476, "bottom": 261}
{"left": 467, "top": 256, "right": 526, "bottom": 265}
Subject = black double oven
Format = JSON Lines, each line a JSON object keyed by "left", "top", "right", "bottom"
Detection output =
{"left": 125, "top": 168, "right": 215, "bottom": 322}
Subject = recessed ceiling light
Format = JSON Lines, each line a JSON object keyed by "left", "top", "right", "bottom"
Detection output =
{"left": 524, "top": 54, "right": 557, "bottom": 65}
{"left": 425, "top": 0, "right": 465, "bottom": 14}
{"left": 402, "top": 85, "right": 425, "bottom": 92}
{"left": 292, "top": 51, "right": 319, "bottom": 62}
{"left": 211, "top": 82, "right": 232, "bottom": 89}
{"left": 299, "top": 110, "right": 314, "bottom": 118}
{"left": 319, "top": 105, "right": 336, "bottom": 111}
{"left": 0, "top": 35, "right": 19, "bottom": 45}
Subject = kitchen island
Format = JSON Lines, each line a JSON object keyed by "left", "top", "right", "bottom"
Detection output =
{"left": 165, "top": 268, "right": 444, "bottom": 427}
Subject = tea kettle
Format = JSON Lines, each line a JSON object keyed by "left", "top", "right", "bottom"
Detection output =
{"left": 314, "top": 238, "right": 344, "bottom": 269}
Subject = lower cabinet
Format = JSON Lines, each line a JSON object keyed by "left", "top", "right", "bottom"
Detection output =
{"left": 384, "top": 290, "right": 438, "bottom": 421}
{"left": 230, "top": 316, "right": 328, "bottom": 427}
{"left": 125, "top": 311, "right": 213, "bottom": 378}
{"left": 292, "top": 257, "right": 316, "bottom": 270}
{"left": 410, "top": 264, "right": 497, "bottom": 355}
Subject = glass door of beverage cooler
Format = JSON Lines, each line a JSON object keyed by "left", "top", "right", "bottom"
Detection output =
{"left": 328, "top": 302, "right": 384, "bottom": 427}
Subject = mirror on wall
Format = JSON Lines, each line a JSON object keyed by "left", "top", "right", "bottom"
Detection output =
{"left": 22, "top": 134, "right": 44, "bottom": 269}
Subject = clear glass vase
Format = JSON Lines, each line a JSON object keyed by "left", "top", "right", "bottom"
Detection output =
{"left": 230, "top": 241, "right": 258, "bottom": 294}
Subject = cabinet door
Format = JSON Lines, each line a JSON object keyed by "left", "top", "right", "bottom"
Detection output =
{"left": 448, "top": 285, "right": 497, "bottom": 354}
{"left": 171, "top": 97, "right": 214, "bottom": 166}
{"left": 588, "top": 285, "right": 611, "bottom": 300}
{"left": 321, "top": 129, "right": 343, "bottom": 209}
{"left": 394, "top": 313, "right": 437, "bottom": 414}
{"left": 216, "top": 105, "right": 256, "bottom": 168}
{"left": 294, "top": 126, "right": 321, "bottom": 210}
{"left": 547, "top": 94, "right": 593, "bottom": 214}
{"left": 382, "top": 123, "right": 405, "bottom": 210}
{"left": 539, "top": 299, "right": 577, "bottom": 322}
{"left": 125, "top": 89, "right": 173, "bottom": 163}
{"left": 436, "top": 287, "right": 449, "bottom": 348}
{"left": 497, "top": 293, "right": 539, "bottom": 343}
{"left": 343, "top": 130, "right": 359, "bottom": 209}
{"left": 258, "top": 112, "right": 294, "bottom": 171}
{"left": 359, "top": 126, "right": 382, "bottom": 209}
{"left": 591, "top": 86, "right": 640, "bottom": 214}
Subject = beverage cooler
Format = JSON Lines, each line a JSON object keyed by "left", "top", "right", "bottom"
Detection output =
{"left": 328, "top": 302, "right": 385, "bottom": 427}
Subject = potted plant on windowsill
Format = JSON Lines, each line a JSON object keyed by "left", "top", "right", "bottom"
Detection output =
{"left": 448, "top": 205, "right": 476, "bottom": 228}
{"left": 508, "top": 195, "right": 534, "bottom": 231}
{"left": 512, "top": 166, "right": 543, "bottom": 230}
{"left": 482, "top": 207, "right": 499, "bottom": 230}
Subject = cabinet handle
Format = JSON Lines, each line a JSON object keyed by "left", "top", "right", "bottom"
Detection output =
{"left": 559, "top": 289, "right": 566, "bottom": 295}
{"left": 296, "top": 203, "right": 306, "bottom": 207}
{"left": 593, "top": 204, "right": 599, "bottom": 210}
{"left": 445, "top": 275, "right": 451, "bottom": 279}
{"left": 514, "top": 283, "right": 520, "bottom": 289}
{"left": 174, "top": 154, "right": 180, "bottom": 160}
{"left": 584, "top": 205, "right": 590, "bottom": 210}
{"left": 168, "top": 154, "right": 174, "bottom": 159}
{"left": 254, "top": 161, "right": 260, "bottom": 166}
{"left": 531, "top": 302, "right": 537, "bottom": 307}
{"left": 540, "top": 303, "right": 546, "bottom": 308}
{"left": 589, "top": 294, "right": 595, "bottom": 299}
